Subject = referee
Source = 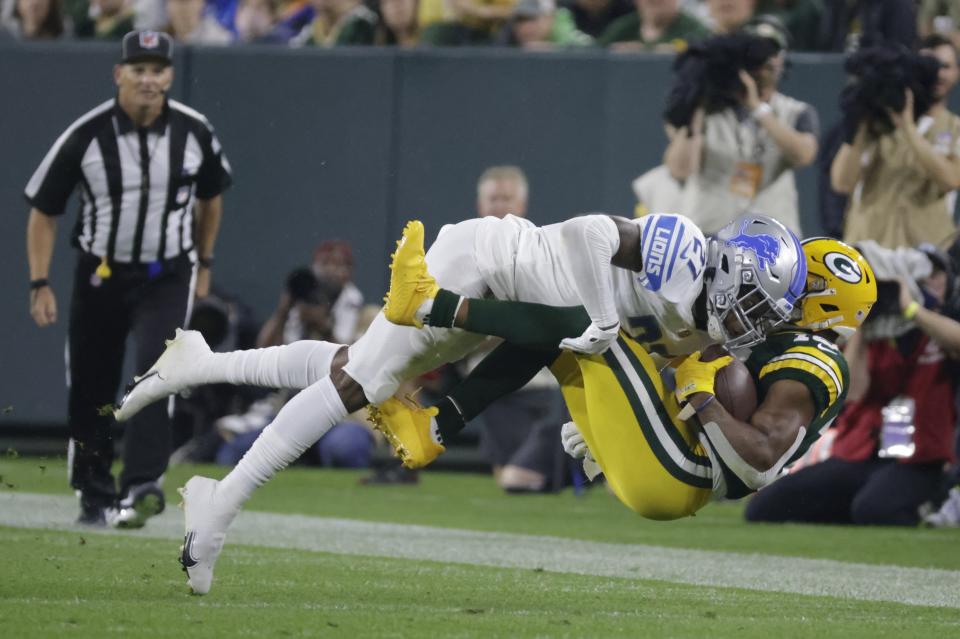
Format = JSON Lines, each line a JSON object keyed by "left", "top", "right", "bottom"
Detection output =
{"left": 25, "top": 31, "right": 232, "bottom": 527}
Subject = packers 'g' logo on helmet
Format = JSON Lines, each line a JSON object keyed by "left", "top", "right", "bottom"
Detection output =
{"left": 824, "top": 251, "right": 863, "bottom": 284}
{"left": 798, "top": 238, "right": 877, "bottom": 338}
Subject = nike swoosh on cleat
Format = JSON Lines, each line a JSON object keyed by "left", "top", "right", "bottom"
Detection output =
{"left": 180, "top": 531, "right": 199, "bottom": 569}
{"left": 118, "top": 370, "right": 161, "bottom": 407}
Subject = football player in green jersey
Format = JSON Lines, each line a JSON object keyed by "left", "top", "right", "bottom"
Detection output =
{"left": 371, "top": 237, "right": 877, "bottom": 518}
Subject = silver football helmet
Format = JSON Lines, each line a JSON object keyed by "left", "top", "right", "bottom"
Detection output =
{"left": 704, "top": 214, "right": 807, "bottom": 350}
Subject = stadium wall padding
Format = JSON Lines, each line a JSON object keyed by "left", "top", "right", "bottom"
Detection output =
{"left": 2, "top": 43, "right": 954, "bottom": 423}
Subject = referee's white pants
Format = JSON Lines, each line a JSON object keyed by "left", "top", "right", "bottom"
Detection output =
{"left": 343, "top": 218, "right": 490, "bottom": 404}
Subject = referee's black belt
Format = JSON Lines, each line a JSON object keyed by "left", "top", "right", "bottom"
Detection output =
{"left": 78, "top": 251, "right": 192, "bottom": 276}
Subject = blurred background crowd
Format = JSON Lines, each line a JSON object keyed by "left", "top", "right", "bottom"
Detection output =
{"left": 2, "top": 0, "right": 958, "bottom": 53}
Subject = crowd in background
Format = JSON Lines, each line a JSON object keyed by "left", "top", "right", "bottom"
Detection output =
{"left": 2, "top": 0, "right": 959, "bottom": 52}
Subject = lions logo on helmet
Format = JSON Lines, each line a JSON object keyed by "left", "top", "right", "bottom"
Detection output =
{"left": 798, "top": 238, "right": 877, "bottom": 337}
{"left": 705, "top": 214, "right": 807, "bottom": 350}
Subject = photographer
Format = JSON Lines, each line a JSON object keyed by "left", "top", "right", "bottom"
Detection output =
{"left": 663, "top": 18, "right": 818, "bottom": 234}
{"left": 257, "top": 267, "right": 335, "bottom": 348}
{"left": 746, "top": 243, "right": 960, "bottom": 526}
{"left": 833, "top": 35, "right": 960, "bottom": 248}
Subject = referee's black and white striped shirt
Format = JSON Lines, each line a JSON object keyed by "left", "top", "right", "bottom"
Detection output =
{"left": 25, "top": 98, "right": 232, "bottom": 264}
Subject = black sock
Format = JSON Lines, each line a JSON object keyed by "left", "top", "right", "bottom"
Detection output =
{"left": 433, "top": 343, "right": 560, "bottom": 446}
{"left": 426, "top": 289, "right": 462, "bottom": 328}
{"left": 434, "top": 396, "right": 466, "bottom": 444}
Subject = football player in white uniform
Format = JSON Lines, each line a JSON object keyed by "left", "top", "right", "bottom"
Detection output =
{"left": 113, "top": 211, "right": 804, "bottom": 594}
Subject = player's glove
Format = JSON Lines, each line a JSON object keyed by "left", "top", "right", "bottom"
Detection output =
{"left": 561, "top": 421, "right": 589, "bottom": 459}
{"left": 674, "top": 350, "right": 733, "bottom": 404}
{"left": 559, "top": 322, "right": 620, "bottom": 355}
{"left": 560, "top": 421, "right": 602, "bottom": 481}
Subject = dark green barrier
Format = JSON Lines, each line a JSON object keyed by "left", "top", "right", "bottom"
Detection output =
{"left": 3, "top": 43, "right": 951, "bottom": 423}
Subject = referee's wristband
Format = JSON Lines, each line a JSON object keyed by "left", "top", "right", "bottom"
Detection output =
{"left": 903, "top": 301, "right": 921, "bottom": 320}
{"left": 29, "top": 278, "right": 49, "bottom": 291}
{"left": 197, "top": 256, "right": 214, "bottom": 269}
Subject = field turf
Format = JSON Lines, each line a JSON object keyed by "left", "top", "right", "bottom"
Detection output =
{"left": 1, "top": 457, "right": 958, "bottom": 638}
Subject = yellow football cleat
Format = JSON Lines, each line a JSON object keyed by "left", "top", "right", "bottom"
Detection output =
{"left": 383, "top": 220, "right": 440, "bottom": 328}
{"left": 367, "top": 396, "right": 444, "bottom": 469}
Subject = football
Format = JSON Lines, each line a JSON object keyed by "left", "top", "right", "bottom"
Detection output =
{"left": 701, "top": 344, "right": 758, "bottom": 422}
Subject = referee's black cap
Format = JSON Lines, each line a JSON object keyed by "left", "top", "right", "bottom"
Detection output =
{"left": 121, "top": 31, "right": 174, "bottom": 66}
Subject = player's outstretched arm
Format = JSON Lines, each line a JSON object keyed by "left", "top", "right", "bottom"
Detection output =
{"left": 691, "top": 379, "right": 814, "bottom": 490}
{"left": 558, "top": 215, "right": 622, "bottom": 328}
{"left": 555, "top": 215, "right": 646, "bottom": 354}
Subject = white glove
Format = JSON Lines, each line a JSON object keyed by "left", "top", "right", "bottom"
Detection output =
{"left": 561, "top": 420, "right": 589, "bottom": 459}
{"left": 559, "top": 322, "right": 620, "bottom": 355}
{"left": 561, "top": 421, "right": 603, "bottom": 481}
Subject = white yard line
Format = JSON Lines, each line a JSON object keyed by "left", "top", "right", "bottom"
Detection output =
{"left": 2, "top": 492, "right": 958, "bottom": 609}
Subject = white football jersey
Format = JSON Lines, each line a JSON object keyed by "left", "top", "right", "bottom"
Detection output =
{"left": 473, "top": 213, "right": 713, "bottom": 357}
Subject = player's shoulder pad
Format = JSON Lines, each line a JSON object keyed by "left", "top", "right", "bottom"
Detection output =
{"left": 759, "top": 331, "right": 849, "bottom": 413}
{"left": 637, "top": 213, "right": 707, "bottom": 303}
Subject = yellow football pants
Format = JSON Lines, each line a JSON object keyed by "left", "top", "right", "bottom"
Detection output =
{"left": 550, "top": 335, "right": 714, "bottom": 521}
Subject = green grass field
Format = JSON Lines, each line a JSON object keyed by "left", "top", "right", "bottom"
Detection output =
{"left": 1, "top": 456, "right": 958, "bottom": 638}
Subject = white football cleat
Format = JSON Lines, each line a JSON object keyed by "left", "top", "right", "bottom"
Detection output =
{"left": 923, "top": 487, "right": 960, "bottom": 528}
{"left": 178, "top": 476, "right": 236, "bottom": 595}
{"left": 114, "top": 329, "right": 212, "bottom": 422}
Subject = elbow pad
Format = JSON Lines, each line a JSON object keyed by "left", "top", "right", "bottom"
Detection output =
{"left": 701, "top": 421, "right": 806, "bottom": 493}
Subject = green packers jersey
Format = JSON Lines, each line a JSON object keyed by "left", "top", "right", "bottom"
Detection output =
{"left": 719, "top": 331, "right": 849, "bottom": 499}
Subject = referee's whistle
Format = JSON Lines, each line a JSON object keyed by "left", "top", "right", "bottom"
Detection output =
{"left": 95, "top": 256, "right": 112, "bottom": 279}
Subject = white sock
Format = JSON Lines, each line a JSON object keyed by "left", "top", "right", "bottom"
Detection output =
{"left": 217, "top": 376, "right": 348, "bottom": 512}
{"left": 414, "top": 299, "right": 434, "bottom": 325}
{"left": 199, "top": 340, "right": 340, "bottom": 390}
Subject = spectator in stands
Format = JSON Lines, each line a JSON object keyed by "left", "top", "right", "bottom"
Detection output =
{"left": 745, "top": 245, "right": 960, "bottom": 526}
{"left": 310, "top": 240, "right": 365, "bottom": 345}
{"left": 754, "top": 0, "right": 823, "bottom": 51}
{"left": 207, "top": 0, "right": 239, "bottom": 33}
{"left": 419, "top": 0, "right": 514, "bottom": 46}
{"left": 131, "top": 0, "right": 167, "bottom": 31}
{"left": 919, "top": 0, "right": 960, "bottom": 50}
{"left": 166, "top": 0, "right": 233, "bottom": 43}
{"left": 494, "top": 0, "right": 591, "bottom": 49}
{"left": 597, "top": 0, "right": 709, "bottom": 51}
{"left": 290, "top": 0, "right": 378, "bottom": 46}
{"left": 374, "top": 0, "right": 420, "bottom": 46}
{"left": 821, "top": 0, "right": 917, "bottom": 52}
{"left": 664, "top": 20, "right": 818, "bottom": 234}
{"left": 561, "top": 0, "right": 631, "bottom": 40}
{"left": 834, "top": 35, "right": 960, "bottom": 249}
{"left": 235, "top": 0, "right": 286, "bottom": 43}
{"left": 476, "top": 165, "right": 528, "bottom": 218}
{"left": 74, "top": 0, "right": 135, "bottom": 39}
{"left": 705, "top": 0, "right": 754, "bottom": 34}
{"left": 4, "top": 0, "right": 64, "bottom": 38}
